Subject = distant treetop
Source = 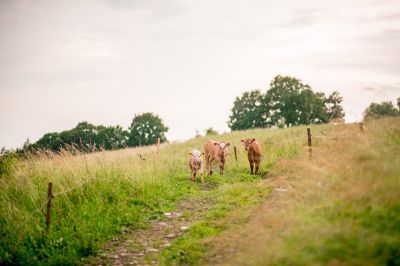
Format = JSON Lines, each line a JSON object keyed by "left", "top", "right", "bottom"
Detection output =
{"left": 228, "top": 75, "right": 346, "bottom": 130}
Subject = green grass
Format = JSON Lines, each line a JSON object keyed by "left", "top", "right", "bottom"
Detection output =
{"left": 0, "top": 124, "right": 309, "bottom": 265}
{"left": 158, "top": 174, "right": 271, "bottom": 265}
{"left": 214, "top": 117, "right": 400, "bottom": 266}
{"left": 2, "top": 120, "right": 397, "bottom": 266}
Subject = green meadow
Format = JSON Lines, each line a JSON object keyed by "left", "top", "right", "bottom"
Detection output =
{"left": 1, "top": 118, "right": 399, "bottom": 265}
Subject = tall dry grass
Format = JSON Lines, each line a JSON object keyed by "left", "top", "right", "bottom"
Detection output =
{"left": 0, "top": 121, "right": 372, "bottom": 265}
{"left": 0, "top": 122, "right": 381, "bottom": 265}
{"left": 207, "top": 118, "right": 400, "bottom": 266}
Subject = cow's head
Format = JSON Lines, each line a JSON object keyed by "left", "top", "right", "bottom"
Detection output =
{"left": 189, "top": 150, "right": 204, "bottom": 163}
{"left": 241, "top": 138, "right": 255, "bottom": 151}
{"left": 214, "top": 142, "right": 230, "bottom": 157}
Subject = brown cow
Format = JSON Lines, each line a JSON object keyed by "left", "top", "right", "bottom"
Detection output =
{"left": 241, "top": 138, "right": 262, "bottom": 175}
{"left": 188, "top": 149, "right": 204, "bottom": 182}
{"left": 204, "top": 140, "right": 230, "bottom": 175}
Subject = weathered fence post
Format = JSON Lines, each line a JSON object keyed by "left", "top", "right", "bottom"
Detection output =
{"left": 234, "top": 146, "right": 237, "bottom": 163}
{"left": 46, "top": 182, "right": 53, "bottom": 233}
{"left": 359, "top": 122, "right": 364, "bottom": 132}
{"left": 156, "top": 138, "right": 160, "bottom": 161}
{"left": 307, "top": 127, "right": 312, "bottom": 159}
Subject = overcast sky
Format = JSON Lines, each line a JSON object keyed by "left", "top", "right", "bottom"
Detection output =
{"left": 1, "top": 0, "right": 399, "bottom": 149}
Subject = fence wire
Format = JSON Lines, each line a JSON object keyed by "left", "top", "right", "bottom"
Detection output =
{"left": 53, "top": 176, "right": 97, "bottom": 197}
{"left": 13, "top": 175, "right": 98, "bottom": 235}
{"left": 12, "top": 128, "right": 359, "bottom": 235}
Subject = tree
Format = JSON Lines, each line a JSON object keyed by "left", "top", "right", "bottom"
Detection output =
{"left": 228, "top": 75, "right": 345, "bottom": 130}
{"left": 364, "top": 101, "right": 400, "bottom": 120}
{"left": 264, "top": 75, "right": 330, "bottom": 127}
{"left": 228, "top": 90, "right": 264, "bottom": 130}
{"left": 205, "top": 127, "right": 218, "bottom": 136}
{"left": 96, "top": 125, "right": 128, "bottom": 150}
{"left": 29, "top": 122, "right": 129, "bottom": 152}
{"left": 35, "top": 132, "right": 64, "bottom": 151}
{"left": 325, "top": 91, "right": 345, "bottom": 120}
{"left": 127, "top": 113, "right": 168, "bottom": 147}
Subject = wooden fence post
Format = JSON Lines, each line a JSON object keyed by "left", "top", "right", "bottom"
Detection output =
{"left": 46, "top": 182, "right": 53, "bottom": 233}
{"left": 307, "top": 127, "right": 312, "bottom": 159}
{"left": 359, "top": 122, "right": 364, "bottom": 132}
{"left": 234, "top": 146, "right": 237, "bottom": 163}
{"left": 156, "top": 138, "right": 160, "bottom": 160}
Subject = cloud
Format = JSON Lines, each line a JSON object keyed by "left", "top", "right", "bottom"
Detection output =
{"left": 380, "top": 84, "right": 400, "bottom": 92}
{"left": 361, "top": 84, "right": 400, "bottom": 98}
{"left": 362, "top": 87, "right": 377, "bottom": 91}
{"left": 363, "top": 28, "right": 400, "bottom": 42}
{"left": 359, "top": 11, "right": 400, "bottom": 23}
{"left": 100, "top": 0, "right": 187, "bottom": 20}
{"left": 278, "top": 9, "right": 319, "bottom": 28}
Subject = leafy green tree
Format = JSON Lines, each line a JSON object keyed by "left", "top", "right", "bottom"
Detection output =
{"left": 364, "top": 101, "right": 400, "bottom": 120}
{"left": 205, "top": 127, "right": 218, "bottom": 136}
{"left": 228, "top": 90, "right": 265, "bottom": 130}
{"left": 35, "top": 132, "right": 64, "bottom": 151}
{"left": 228, "top": 75, "right": 345, "bottom": 130}
{"left": 96, "top": 125, "right": 128, "bottom": 150}
{"left": 264, "top": 75, "right": 330, "bottom": 126}
{"left": 30, "top": 122, "right": 129, "bottom": 152}
{"left": 325, "top": 91, "right": 345, "bottom": 120}
{"left": 128, "top": 113, "right": 168, "bottom": 147}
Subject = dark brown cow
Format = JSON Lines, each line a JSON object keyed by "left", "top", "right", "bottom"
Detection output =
{"left": 203, "top": 140, "right": 230, "bottom": 175}
{"left": 241, "top": 138, "right": 262, "bottom": 175}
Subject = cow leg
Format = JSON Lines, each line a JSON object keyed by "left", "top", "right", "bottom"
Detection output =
{"left": 250, "top": 161, "right": 254, "bottom": 175}
{"left": 205, "top": 155, "right": 210, "bottom": 176}
{"left": 200, "top": 162, "right": 205, "bottom": 183}
{"left": 219, "top": 162, "right": 224, "bottom": 175}
{"left": 193, "top": 170, "right": 197, "bottom": 182}
{"left": 255, "top": 161, "right": 259, "bottom": 175}
{"left": 209, "top": 158, "right": 214, "bottom": 175}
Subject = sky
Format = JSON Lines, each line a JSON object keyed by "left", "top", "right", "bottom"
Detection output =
{"left": 1, "top": 0, "right": 399, "bottom": 149}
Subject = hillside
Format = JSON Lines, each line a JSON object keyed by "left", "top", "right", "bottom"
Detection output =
{"left": 1, "top": 118, "right": 399, "bottom": 265}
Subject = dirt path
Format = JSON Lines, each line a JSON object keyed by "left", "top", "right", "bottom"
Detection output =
{"left": 200, "top": 174, "right": 292, "bottom": 265}
{"left": 86, "top": 197, "right": 212, "bottom": 266}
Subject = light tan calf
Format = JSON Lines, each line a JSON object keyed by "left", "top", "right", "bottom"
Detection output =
{"left": 203, "top": 140, "right": 230, "bottom": 175}
{"left": 188, "top": 149, "right": 204, "bottom": 182}
{"left": 241, "top": 138, "right": 262, "bottom": 175}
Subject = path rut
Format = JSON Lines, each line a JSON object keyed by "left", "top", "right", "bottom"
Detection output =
{"left": 86, "top": 197, "right": 212, "bottom": 266}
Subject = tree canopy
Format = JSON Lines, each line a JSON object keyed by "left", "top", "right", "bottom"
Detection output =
{"left": 127, "top": 113, "right": 168, "bottom": 147}
{"left": 18, "top": 112, "right": 169, "bottom": 153}
{"left": 228, "top": 75, "right": 345, "bottom": 130}
{"left": 228, "top": 90, "right": 264, "bottom": 130}
{"left": 205, "top": 127, "right": 219, "bottom": 136}
{"left": 28, "top": 122, "right": 129, "bottom": 152}
{"left": 364, "top": 98, "right": 400, "bottom": 120}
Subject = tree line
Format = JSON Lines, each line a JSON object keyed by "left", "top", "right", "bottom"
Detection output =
{"left": 19, "top": 112, "right": 168, "bottom": 153}
{"left": 1, "top": 75, "right": 399, "bottom": 156}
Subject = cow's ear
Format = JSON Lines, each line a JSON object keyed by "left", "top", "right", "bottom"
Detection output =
{"left": 251, "top": 138, "right": 255, "bottom": 143}
{"left": 188, "top": 152, "right": 193, "bottom": 155}
{"left": 225, "top": 142, "right": 230, "bottom": 147}
{"left": 240, "top": 139, "right": 244, "bottom": 142}
{"left": 214, "top": 143, "right": 219, "bottom": 146}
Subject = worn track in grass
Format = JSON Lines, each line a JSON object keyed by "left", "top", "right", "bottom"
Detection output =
{"left": 85, "top": 192, "right": 213, "bottom": 265}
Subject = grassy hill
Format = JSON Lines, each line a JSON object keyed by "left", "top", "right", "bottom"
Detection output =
{"left": 1, "top": 118, "right": 399, "bottom": 265}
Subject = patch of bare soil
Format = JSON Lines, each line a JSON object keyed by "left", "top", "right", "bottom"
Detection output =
{"left": 85, "top": 197, "right": 212, "bottom": 266}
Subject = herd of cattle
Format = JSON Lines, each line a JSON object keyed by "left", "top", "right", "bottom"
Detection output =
{"left": 188, "top": 139, "right": 262, "bottom": 182}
